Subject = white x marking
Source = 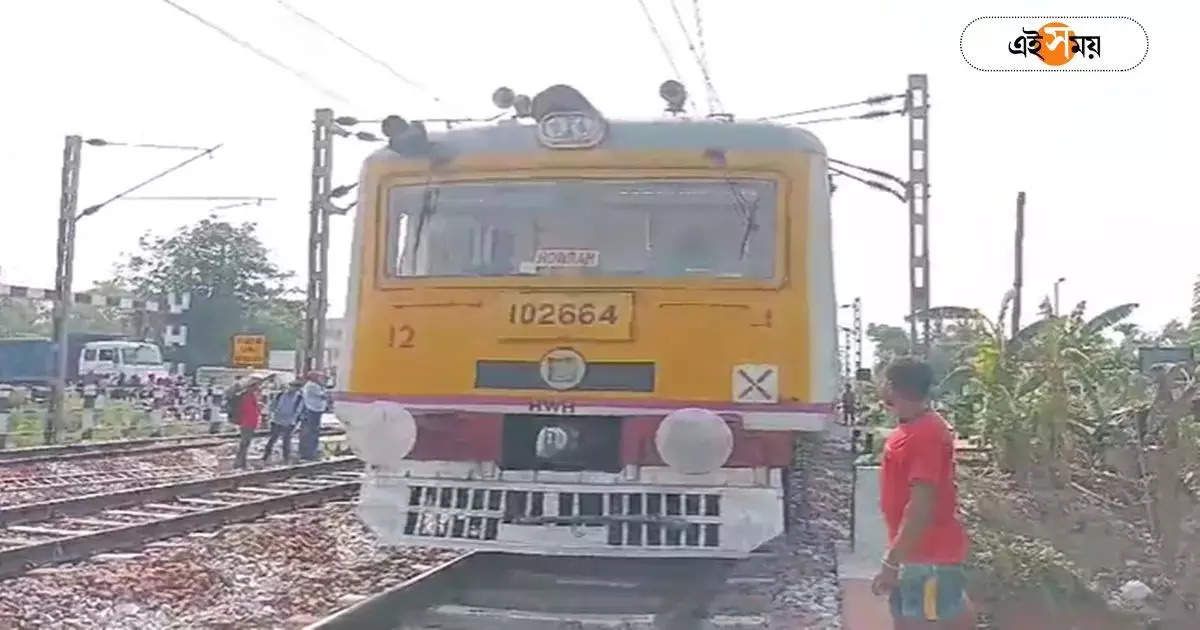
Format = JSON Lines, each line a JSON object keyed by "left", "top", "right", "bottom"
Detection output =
{"left": 737, "top": 368, "right": 775, "bottom": 400}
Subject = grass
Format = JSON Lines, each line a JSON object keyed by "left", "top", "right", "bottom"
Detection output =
{"left": 3, "top": 402, "right": 228, "bottom": 448}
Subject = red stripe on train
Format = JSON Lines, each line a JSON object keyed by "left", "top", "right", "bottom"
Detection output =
{"left": 333, "top": 392, "right": 834, "bottom": 414}
{"left": 395, "top": 411, "right": 793, "bottom": 468}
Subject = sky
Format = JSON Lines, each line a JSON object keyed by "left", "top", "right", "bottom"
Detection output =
{"left": 1, "top": 1, "right": 1196, "bottom": 364}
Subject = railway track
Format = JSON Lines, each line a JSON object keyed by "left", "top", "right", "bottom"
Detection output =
{"left": 0, "top": 465, "right": 198, "bottom": 492}
{"left": 307, "top": 548, "right": 795, "bottom": 630}
{"left": 0, "top": 426, "right": 346, "bottom": 468}
{"left": 0, "top": 457, "right": 362, "bottom": 579}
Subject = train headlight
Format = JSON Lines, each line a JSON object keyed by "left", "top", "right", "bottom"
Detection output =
{"left": 539, "top": 347, "right": 587, "bottom": 390}
{"left": 655, "top": 408, "right": 733, "bottom": 474}
{"left": 492, "top": 86, "right": 516, "bottom": 109}
{"left": 659, "top": 79, "right": 688, "bottom": 113}
{"left": 536, "top": 112, "right": 606, "bottom": 149}
{"left": 338, "top": 401, "right": 417, "bottom": 468}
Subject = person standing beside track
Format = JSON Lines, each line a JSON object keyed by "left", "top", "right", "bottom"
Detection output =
{"left": 231, "top": 377, "right": 264, "bottom": 469}
{"left": 871, "top": 357, "right": 974, "bottom": 629}
{"left": 297, "top": 371, "right": 327, "bottom": 461}
{"left": 264, "top": 378, "right": 304, "bottom": 463}
{"left": 841, "top": 382, "right": 857, "bottom": 425}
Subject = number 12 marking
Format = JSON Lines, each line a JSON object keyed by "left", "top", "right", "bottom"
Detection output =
{"left": 389, "top": 324, "right": 415, "bottom": 348}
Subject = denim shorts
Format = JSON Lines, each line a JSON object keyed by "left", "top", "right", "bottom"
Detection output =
{"left": 888, "top": 563, "right": 968, "bottom": 621}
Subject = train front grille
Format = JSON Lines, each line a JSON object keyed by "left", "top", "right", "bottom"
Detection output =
{"left": 401, "top": 485, "right": 722, "bottom": 548}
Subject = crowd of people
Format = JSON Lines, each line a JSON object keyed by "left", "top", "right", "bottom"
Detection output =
{"left": 0, "top": 371, "right": 332, "bottom": 459}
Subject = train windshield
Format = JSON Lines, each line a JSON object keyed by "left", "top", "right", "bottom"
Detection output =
{"left": 385, "top": 179, "right": 777, "bottom": 279}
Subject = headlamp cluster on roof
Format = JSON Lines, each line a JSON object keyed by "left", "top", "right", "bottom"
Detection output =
{"left": 493, "top": 84, "right": 610, "bottom": 149}
{"left": 492, "top": 86, "right": 533, "bottom": 118}
{"left": 382, "top": 78, "right": 714, "bottom": 156}
{"left": 659, "top": 79, "right": 688, "bottom": 114}
{"left": 379, "top": 115, "right": 431, "bottom": 156}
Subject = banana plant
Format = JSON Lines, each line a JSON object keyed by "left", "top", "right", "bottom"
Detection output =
{"left": 912, "top": 297, "right": 1139, "bottom": 481}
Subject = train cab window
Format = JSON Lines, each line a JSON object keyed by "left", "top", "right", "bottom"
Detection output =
{"left": 662, "top": 225, "right": 720, "bottom": 276}
{"left": 385, "top": 179, "right": 777, "bottom": 280}
{"left": 83, "top": 349, "right": 97, "bottom": 361}
{"left": 97, "top": 348, "right": 116, "bottom": 363}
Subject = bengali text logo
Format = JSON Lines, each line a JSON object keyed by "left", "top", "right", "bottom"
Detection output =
{"left": 961, "top": 17, "right": 1147, "bottom": 72}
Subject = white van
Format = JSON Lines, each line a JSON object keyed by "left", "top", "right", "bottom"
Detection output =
{"left": 79, "top": 341, "right": 169, "bottom": 382}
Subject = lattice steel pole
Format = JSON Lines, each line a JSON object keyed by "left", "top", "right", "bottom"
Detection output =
{"left": 303, "top": 109, "right": 334, "bottom": 373}
{"left": 852, "top": 297, "right": 863, "bottom": 373}
{"left": 841, "top": 326, "right": 853, "bottom": 382}
{"left": 48, "top": 135, "right": 82, "bottom": 444}
{"left": 906, "top": 74, "right": 930, "bottom": 355}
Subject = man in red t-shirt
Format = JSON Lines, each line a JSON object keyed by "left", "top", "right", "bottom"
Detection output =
{"left": 872, "top": 357, "right": 973, "bottom": 629}
{"left": 232, "top": 377, "right": 263, "bottom": 469}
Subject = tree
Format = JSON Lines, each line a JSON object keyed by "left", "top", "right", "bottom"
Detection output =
{"left": 248, "top": 297, "right": 304, "bottom": 351}
{"left": 114, "top": 216, "right": 298, "bottom": 370}
{"left": 914, "top": 298, "right": 1139, "bottom": 481}
{"left": 1157, "top": 319, "right": 1189, "bottom": 346}
{"left": 180, "top": 292, "right": 245, "bottom": 368}
{"left": 866, "top": 323, "right": 911, "bottom": 373}
{"left": 117, "top": 216, "right": 293, "bottom": 304}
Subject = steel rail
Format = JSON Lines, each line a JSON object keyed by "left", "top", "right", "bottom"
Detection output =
{"left": 0, "top": 458, "right": 362, "bottom": 578}
{"left": 305, "top": 552, "right": 483, "bottom": 630}
{"left": 303, "top": 553, "right": 772, "bottom": 630}
{"left": 0, "top": 458, "right": 359, "bottom": 526}
{"left": 0, "top": 427, "right": 345, "bottom": 467}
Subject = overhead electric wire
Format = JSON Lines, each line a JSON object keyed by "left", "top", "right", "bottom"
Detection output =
{"left": 669, "top": 0, "right": 723, "bottom": 114}
{"left": 828, "top": 158, "right": 907, "bottom": 188}
{"left": 84, "top": 140, "right": 208, "bottom": 151}
{"left": 273, "top": 0, "right": 464, "bottom": 115}
{"left": 828, "top": 166, "right": 906, "bottom": 203}
{"left": 787, "top": 108, "right": 905, "bottom": 126}
{"left": 78, "top": 145, "right": 224, "bottom": 219}
{"left": 211, "top": 200, "right": 272, "bottom": 211}
{"left": 758, "top": 93, "right": 904, "bottom": 122}
{"left": 121, "top": 196, "right": 277, "bottom": 202}
{"left": 635, "top": 0, "right": 696, "bottom": 113}
{"left": 159, "top": 0, "right": 352, "bottom": 105}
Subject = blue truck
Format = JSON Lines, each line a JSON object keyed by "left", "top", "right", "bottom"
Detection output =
{"left": 0, "top": 333, "right": 129, "bottom": 385}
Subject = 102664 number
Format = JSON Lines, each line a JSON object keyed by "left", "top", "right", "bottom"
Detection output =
{"left": 508, "top": 302, "right": 619, "bottom": 326}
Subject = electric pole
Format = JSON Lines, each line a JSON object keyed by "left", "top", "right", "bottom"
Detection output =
{"left": 1012, "top": 192, "right": 1025, "bottom": 339}
{"left": 303, "top": 109, "right": 335, "bottom": 374}
{"left": 906, "top": 74, "right": 930, "bottom": 355}
{"left": 841, "top": 298, "right": 864, "bottom": 377}
{"left": 48, "top": 135, "right": 82, "bottom": 444}
{"left": 43, "top": 137, "right": 217, "bottom": 442}
{"left": 841, "top": 326, "right": 853, "bottom": 382}
{"left": 851, "top": 297, "right": 863, "bottom": 373}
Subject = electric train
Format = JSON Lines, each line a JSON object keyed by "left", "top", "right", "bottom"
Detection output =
{"left": 335, "top": 82, "right": 838, "bottom": 557}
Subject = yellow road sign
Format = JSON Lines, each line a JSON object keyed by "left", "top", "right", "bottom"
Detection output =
{"left": 231, "top": 334, "right": 268, "bottom": 368}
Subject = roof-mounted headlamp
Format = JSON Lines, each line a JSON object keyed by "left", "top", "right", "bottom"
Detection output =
{"left": 530, "top": 84, "right": 607, "bottom": 149}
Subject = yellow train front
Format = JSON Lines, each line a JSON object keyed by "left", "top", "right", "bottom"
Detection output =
{"left": 336, "top": 85, "right": 838, "bottom": 557}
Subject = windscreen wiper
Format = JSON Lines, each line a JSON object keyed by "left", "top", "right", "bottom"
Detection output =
{"left": 728, "top": 183, "right": 759, "bottom": 260}
{"left": 407, "top": 185, "right": 440, "bottom": 274}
